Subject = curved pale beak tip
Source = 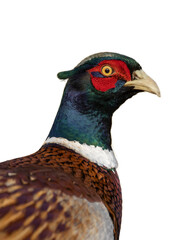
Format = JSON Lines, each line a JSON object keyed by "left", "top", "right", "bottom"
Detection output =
{"left": 124, "top": 70, "right": 161, "bottom": 97}
{"left": 156, "top": 89, "right": 161, "bottom": 97}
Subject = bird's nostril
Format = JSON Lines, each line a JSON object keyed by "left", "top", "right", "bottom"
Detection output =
{"left": 132, "top": 71, "right": 140, "bottom": 80}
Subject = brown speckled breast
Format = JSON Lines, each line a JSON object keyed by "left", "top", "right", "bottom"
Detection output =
{"left": 0, "top": 144, "right": 122, "bottom": 240}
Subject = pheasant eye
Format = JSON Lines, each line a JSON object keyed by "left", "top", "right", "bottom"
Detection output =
{"left": 101, "top": 65, "right": 113, "bottom": 76}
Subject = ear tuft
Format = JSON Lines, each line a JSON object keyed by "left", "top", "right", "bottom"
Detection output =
{"left": 57, "top": 70, "right": 75, "bottom": 80}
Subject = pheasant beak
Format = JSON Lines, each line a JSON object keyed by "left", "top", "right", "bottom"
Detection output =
{"left": 124, "top": 69, "right": 161, "bottom": 97}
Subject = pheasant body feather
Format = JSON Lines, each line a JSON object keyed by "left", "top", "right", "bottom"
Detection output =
{"left": 0, "top": 144, "right": 122, "bottom": 239}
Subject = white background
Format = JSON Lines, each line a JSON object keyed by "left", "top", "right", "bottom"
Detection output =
{"left": 0, "top": 1, "right": 184, "bottom": 239}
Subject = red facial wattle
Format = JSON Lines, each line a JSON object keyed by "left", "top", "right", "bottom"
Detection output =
{"left": 88, "top": 60, "right": 131, "bottom": 92}
{"left": 90, "top": 76, "right": 117, "bottom": 92}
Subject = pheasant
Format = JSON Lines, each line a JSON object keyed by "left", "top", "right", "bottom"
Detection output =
{"left": 0, "top": 52, "right": 160, "bottom": 240}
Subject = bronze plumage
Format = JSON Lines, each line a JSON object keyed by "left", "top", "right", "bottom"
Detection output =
{"left": 0, "top": 144, "right": 122, "bottom": 239}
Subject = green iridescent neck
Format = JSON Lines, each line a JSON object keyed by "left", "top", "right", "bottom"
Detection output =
{"left": 48, "top": 85, "right": 113, "bottom": 150}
